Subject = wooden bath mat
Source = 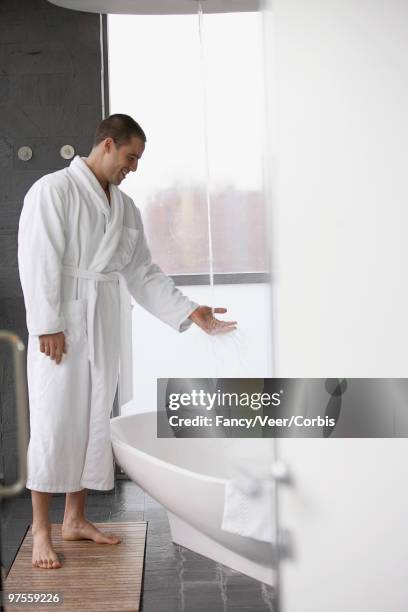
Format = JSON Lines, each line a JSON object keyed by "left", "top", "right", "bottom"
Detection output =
{"left": 4, "top": 522, "right": 147, "bottom": 612}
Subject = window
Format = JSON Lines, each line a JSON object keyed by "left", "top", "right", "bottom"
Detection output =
{"left": 108, "top": 11, "right": 268, "bottom": 277}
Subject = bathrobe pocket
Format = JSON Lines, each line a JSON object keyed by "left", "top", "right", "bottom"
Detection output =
{"left": 110, "top": 226, "right": 139, "bottom": 269}
{"left": 27, "top": 299, "right": 88, "bottom": 402}
{"left": 61, "top": 298, "right": 88, "bottom": 346}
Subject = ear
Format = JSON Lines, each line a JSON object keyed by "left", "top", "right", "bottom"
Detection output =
{"left": 103, "top": 137, "right": 114, "bottom": 153}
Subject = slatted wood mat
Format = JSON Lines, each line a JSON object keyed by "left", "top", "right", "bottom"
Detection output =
{"left": 4, "top": 522, "right": 147, "bottom": 612}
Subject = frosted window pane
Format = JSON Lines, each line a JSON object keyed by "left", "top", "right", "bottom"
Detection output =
{"left": 108, "top": 12, "right": 268, "bottom": 274}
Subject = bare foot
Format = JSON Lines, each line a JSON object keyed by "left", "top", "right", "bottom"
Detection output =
{"left": 62, "top": 518, "right": 121, "bottom": 544}
{"left": 32, "top": 526, "right": 61, "bottom": 569}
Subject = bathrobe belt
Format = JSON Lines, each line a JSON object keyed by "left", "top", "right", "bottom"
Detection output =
{"left": 62, "top": 265, "right": 120, "bottom": 367}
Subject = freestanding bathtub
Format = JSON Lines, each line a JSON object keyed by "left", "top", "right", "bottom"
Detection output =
{"left": 110, "top": 411, "right": 275, "bottom": 586}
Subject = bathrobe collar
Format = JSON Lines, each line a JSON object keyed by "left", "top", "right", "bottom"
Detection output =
{"left": 69, "top": 155, "right": 116, "bottom": 218}
{"left": 68, "top": 155, "right": 125, "bottom": 272}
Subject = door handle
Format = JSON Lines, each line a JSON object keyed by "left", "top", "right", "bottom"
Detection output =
{"left": 0, "top": 331, "right": 29, "bottom": 499}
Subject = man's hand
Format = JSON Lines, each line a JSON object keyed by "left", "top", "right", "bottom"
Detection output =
{"left": 39, "top": 332, "right": 66, "bottom": 364}
{"left": 188, "top": 306, "right": 237, "bottom": 335}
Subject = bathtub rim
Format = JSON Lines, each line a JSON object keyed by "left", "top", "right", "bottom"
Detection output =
{"left": 110, "top": 412, "right": 228, "bottom": 486}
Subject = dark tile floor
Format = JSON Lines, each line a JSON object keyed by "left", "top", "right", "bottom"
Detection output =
{"left": 0, "top": 479, "right": 276, "bottom": 612}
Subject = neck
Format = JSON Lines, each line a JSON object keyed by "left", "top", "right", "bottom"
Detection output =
{"left": 84, "top": 154, "right": 109, "bottom": 192}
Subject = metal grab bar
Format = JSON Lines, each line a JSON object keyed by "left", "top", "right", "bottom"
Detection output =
{"left": 0, "top": 331, "right": 29, "bottom": 499}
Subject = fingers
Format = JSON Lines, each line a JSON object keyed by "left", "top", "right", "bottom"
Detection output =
{"left": 54, "top": 339, "right": 66, "bottom": 364}
{"left": 206, "top": 319, "right": 237, "bottom": 335}
{"left": 213, "top": 319, "right": 237, "bottom": 327}
{"left": 38, "top": 334, "right": 66, "bottom": 364}
{"left": 213, "top": 307, "right": 227, "bottom": 313}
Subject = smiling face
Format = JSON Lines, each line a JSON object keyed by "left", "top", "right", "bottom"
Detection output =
{"left": 102, "top": 135, "right": 145, "bottom": 186}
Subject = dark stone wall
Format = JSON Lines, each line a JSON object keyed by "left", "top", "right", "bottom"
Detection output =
{"left": 0, "top": 0, "right": 108, "bottom": 485}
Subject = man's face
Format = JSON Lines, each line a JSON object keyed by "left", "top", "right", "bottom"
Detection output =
{"left": 103, "top": 135, "right": 145, "bottom": 186}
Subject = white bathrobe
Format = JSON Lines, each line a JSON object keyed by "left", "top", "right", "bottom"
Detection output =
{"left": 18, "top": 155, "right": 199, "bottom": 493}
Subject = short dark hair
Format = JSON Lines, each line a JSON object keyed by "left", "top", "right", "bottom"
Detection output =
{"left": 93, "top": 114, "right": 147, "bottom": 147}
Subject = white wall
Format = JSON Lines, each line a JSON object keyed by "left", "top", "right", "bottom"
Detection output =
{"left": 269, "top": 0, "right": 408, "bottom": 378}
{"left": 263, "top": 1, "right": 408, "bottom": 610}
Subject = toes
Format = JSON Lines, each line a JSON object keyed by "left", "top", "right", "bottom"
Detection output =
{"left": 99, "top": 536, "right": 118, "bottom": 544}
{"left": 36, "top": 558, "right": 58, "bottom": 569}
{"left": 107, "top": 533, "right": 121, "bottom": 543}
{"left": 33, "top": 556, "right": 60, "bottom": 569}
{"left": 106, "top": 536, "right": 120, "bottom": 544}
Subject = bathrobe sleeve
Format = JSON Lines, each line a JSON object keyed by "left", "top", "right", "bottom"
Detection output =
{"left": 18, "top": 177, "right": 67, "bottom": 336}
{"left": 119, "top": 205, "right": 199, "bottom": 333}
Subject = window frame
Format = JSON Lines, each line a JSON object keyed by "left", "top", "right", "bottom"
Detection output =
{"left": 171, "top": 272, "right": 270, "bottom": 286}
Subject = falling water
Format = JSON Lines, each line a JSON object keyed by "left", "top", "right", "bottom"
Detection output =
{"left": 197, "top": 0, "right": 215, "bottom": 309}
{"left": 196, "top": 1, "right": 253, "bottom": 378}
{"left": 197, "top": 0, "right": 219, "bottom": 380}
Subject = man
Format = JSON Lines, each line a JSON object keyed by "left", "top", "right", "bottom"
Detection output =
{"left": 17, "top": 114, "right": 237, "bottom": 570}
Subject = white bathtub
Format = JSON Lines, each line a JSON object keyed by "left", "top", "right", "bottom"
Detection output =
{"left": 110, "top": 411, "right": 275, "bottom": 586}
